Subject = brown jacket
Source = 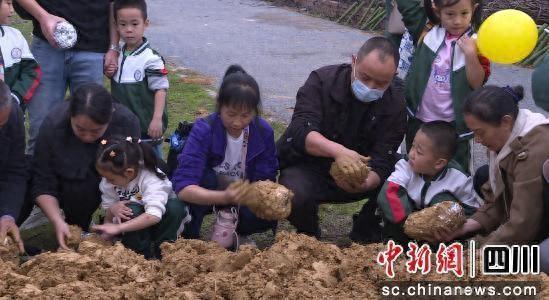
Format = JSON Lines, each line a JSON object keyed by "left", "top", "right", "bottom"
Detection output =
{"left": 472, "top": 124, "right": 549, "bottom": 244}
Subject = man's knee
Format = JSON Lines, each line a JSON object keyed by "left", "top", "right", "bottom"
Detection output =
{"left": 279, "top": 167, "right": 314, "bottom": 207}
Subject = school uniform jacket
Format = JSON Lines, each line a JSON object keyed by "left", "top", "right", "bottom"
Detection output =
{"left": 377, "top": 158, "right": 481, "bottom": 224}
{"left": 0, "top": 25, "right": 41, "bottom": 106}
{"left": 395, "top": 0, "right": 490, "bottom": 138}
{"left": 111, "top": 38, "right": 168, "bottom": 137}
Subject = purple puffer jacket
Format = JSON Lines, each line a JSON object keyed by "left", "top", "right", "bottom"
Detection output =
{"left": 172, "top": 113, "right": 278, "bottom": 193}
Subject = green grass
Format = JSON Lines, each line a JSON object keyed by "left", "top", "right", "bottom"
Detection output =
{"left": 13, "top": 15, "right": 369, "bottom": 251}
{"left": 11, "top": 17, "right": 33, "bottom": 42}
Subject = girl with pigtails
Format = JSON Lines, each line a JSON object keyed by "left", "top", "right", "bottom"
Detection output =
{"left": 92, "top": 136, "right": 190, "bottom": 258}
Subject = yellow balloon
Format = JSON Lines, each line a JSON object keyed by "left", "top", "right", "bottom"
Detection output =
{"left": 477, "top": 9, "right": 538, "bottom": 64}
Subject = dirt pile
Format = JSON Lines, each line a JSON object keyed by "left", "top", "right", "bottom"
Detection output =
{"left": 0, "top": 232, "right": 548, "bottom": 299}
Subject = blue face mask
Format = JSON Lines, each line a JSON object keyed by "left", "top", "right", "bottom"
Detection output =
{"left": 351, "top": 64, "right": 385, "bottom": 103}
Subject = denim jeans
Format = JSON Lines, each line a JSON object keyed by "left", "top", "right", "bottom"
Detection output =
{"left": 182, "top": 169, "right": 277, "bottom": 239}
{"left": 26, "top": 37, "right": 104, "bottom": 155}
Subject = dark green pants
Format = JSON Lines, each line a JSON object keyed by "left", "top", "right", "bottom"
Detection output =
{"left": 406, "top": 117, "right": 471, "bottom": 173}
{"left": 122, "top": 198, "right": 188, "bottom": 258}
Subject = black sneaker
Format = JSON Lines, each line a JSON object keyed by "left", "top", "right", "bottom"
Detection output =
{"left": 23, "top": 244, "right": 43, "bottom": 256}
{"left": 349, "top": 212, "right": 382, "bottom": 244}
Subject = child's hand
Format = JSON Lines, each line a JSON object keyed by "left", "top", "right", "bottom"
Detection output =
{"left": 104, "top": 50, "right": 119, "bottom": 77}
{"left": 109, "top": 201, "right": 133, "bottom": 221}
{"left": 92, "top": 223, "right": 122, "bottom": 237}
{"left": 99, "top": 232, "right": 115, "bottom": 241}
{"left": 148, "top": 118, "right": 163, "bottom": 139}
{"left": 457, "top": 36, "right": 478, "bottom": 58}
{"left": 104, "top": 63, "right": 118, "bottom": 78}
{"left": 427, "top": 219, "right": 482, "bottom": 243}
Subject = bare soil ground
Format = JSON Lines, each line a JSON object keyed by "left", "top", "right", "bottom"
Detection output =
{"left": 2, "top": 232, "right": 548, "bottom": 299}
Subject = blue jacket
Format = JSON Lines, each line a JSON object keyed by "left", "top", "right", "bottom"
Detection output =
{"left": 172, "top": 113, "right": 278, "bottom": 194}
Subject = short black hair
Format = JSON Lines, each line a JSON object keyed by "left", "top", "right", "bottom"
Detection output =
{"left": 69, "top": 83, "right": 114, "bottom": 125}
{"left": 113, "top": 0, "right": 148, "bottom": 21}
{"left": 463, "top": 85, "right": 524, "bottom": 126}
{"left": 0, "top": 80, "right": 11, "bottom": 110}
{"left": 419, "top": 121, "right": 458, "bottom": 160}
{"left": 357, "top": 36, "right": 399, "bottom": 67}
{"left": 216, "top": 64, "right": 261, "bottom": 115}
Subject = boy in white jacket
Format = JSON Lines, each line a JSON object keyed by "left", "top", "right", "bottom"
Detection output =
{"left": 377, "top": 121, "right": 481, "bottom": 243}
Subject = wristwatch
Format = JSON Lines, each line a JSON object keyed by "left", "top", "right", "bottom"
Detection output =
{"left": 109, "top": 44, "right": 121, "bottom": 52}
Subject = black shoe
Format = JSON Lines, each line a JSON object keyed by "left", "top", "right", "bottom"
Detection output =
{"left": 296, "top": 227, "right": 321, "bottom": 239}
{"left": 349, "top": 211, "right": 382, "bottom": 244}
{"left": 23, "top": 244, "right": 43, "bottom": 256}
{"left": 349, "top": 225, "right": 382, "bottom": 244}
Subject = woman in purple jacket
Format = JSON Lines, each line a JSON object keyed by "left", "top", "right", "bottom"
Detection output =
{"left": 172, "top": 65, "right": 278, "bottom": 248}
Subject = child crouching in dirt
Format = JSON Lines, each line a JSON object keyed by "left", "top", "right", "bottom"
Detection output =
{"left": 377, "top": 121, "right": 481, "bottom": 244}
{"left": 172, "top": 65, "right": 278, "bottom": 249}
{"left": 92, "top": 136, "right": 190, "bottom": 258}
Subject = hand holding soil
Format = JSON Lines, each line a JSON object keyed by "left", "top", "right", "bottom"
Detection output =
{"left": 0, "top": 217, "right": 24, "bottom": 253}
{"left": 92, "top": 223, "right": 122, "bottom": 238}
{"left": 66, "top": 225, "right": 83, "bottom": 250}
{"left": 330, "top": 155, "right": 371, "bottom": 191}
{"left": 225, "top": 180, "right": 253, "bottom": 204}
{"left": 236, "top": 180, "right": 294, "bottom": 221}
{"left": 52, "top": 219, "right": 71, "bottom": 250}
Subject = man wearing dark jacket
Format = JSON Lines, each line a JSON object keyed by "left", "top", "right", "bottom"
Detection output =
{"left": 0, "top": 81, "right": 26, "bottom": 253}
{"left": 277, "top": 37, "right": 407, "bottom": 242}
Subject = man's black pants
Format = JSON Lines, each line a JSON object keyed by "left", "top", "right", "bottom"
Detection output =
{"left": 279, "top": 164, "right": 381, "bottom": 239}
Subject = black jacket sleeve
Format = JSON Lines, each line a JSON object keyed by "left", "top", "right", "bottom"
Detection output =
{"left": 281, "top": 70, "right": 324, "bottom": 154}
{"left": 30, "top": 116, "right": 60, "bottom": 201}
{"left": 0, "top": 104, "right": 27, "bottom": 219}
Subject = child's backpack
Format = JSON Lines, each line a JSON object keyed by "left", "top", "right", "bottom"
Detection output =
{"left": 165, "top": 120, "right": 195, "bottom": 179}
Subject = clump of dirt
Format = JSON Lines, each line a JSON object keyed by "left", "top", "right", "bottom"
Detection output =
{"left": 1, "top": 232, "right": 548, "bottom": 299}
{"left": 66, "top": 225, "right": 82, "bottom": 250}
{"left": 404, "top": 201, "right": 466, "bottom": 241}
